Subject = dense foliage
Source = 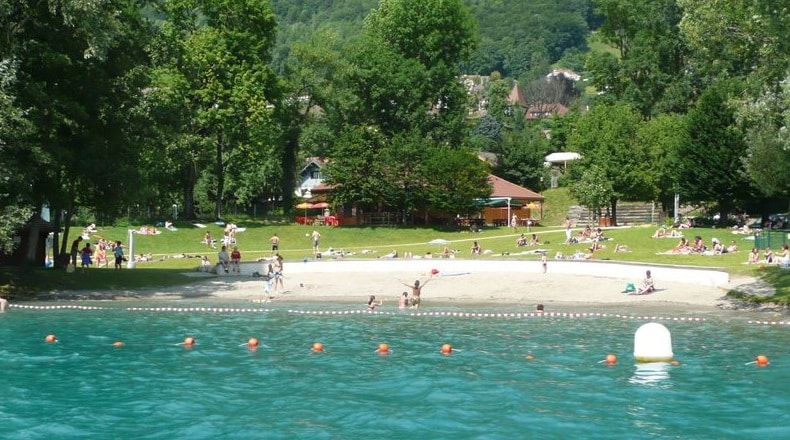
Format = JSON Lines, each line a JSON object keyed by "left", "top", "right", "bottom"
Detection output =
{"left": 1, "top": 0, "right": 789, "bottom": 266}
{"left": 271, "top": 0, "right": 598, "bottom": 80}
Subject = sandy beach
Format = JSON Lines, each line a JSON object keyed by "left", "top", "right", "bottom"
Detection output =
{"left": 117, "top": 258, "right": 773, "bottom": 315}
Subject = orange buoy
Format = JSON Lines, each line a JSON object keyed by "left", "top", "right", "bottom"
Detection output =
{"left": 605, "top": 354, "right": 617, "bottom": 365}
{"left": 312, "top": 342, "right": 324, "bottom": 353}
{"left": 440, "top": 343, "right": 453, "bottom": 355}
{"left": 112, "top": 341, "right": 124, "bottom": 347}
{"left": 377, "top": 343, "right": 390, "bottom": 355}
{"left": 247, "top": 338, "right": 259, "bottom": 349}
{"left": 183, "top": 337, "right": 196, "bottom": 347}
{"left": 755, "top": 355, "right": 769, "bottom": 367}
{"left": 45, "top": 334, "right": 57, "bottom": 343}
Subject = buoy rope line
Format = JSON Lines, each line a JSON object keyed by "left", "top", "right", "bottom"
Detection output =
{"left": 747, "top": 320, "right": 790, "bottom": 326}
{"left": 9, "top": 304, "right": 712, "bottom": 321}
{"left": 287, "top": 310, "right": 708, "bottom": 321}
{"left": 10, "top": 304, "right": 272, "bottom": 313}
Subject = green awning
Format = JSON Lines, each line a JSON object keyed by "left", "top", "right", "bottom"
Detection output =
{"left": 478, "top": 198, "right": 525, "bottom": 208}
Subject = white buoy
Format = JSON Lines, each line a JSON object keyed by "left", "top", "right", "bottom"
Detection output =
{"left": 633, "top": 322, "right": 673, "bottom": 362}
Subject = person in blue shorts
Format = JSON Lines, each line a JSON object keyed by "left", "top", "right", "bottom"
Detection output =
{"left": 80, "top": 242, "right": 93, "bottom": 271}
{"left": 114, "top": 241, "right": 125, "bottom": 269}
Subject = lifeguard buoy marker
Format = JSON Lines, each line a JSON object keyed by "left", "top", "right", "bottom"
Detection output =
{"left": 747, "top": 355, "right": 770, "bottom": 367}
{"left": 633, "top": 322, "right": 674, "bottom": 363}
{"left": 377, "top": 343, "right": 390, "bottom": 355}
{"left": 44, "top": 334, "right": 57, "bottom": 343}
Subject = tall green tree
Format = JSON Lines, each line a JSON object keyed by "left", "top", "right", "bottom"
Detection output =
{"left": 144, "top": 0, "right": 282, "bottom": 219}
{"left": 678, "top": 0, "right": 789, "bottom": 86}
{"left": 0, "top": 60, "right": 35, "bottom": 254}
{"left": 319, "top": 0, "right": 488, "bottom": 220}
{"left": 635, "top": 113, "right": 689, "bottom": 213}
{"left": 590, "top": 0, "right": 690, "bottom": 117}
{"left": 362, "top": 0, "right": 477, "bottom": 144}
{"left": 566, "top": 103, "right": 652, "bottom": 223}
{"left": 737, "top": 75, "right": 790, "bottom": 200}
{"left": 2, "top": 0, "right": 153, "bottom": 265}
{"left": 570, "top": 165, "right": 614, "bottom": 220}
{"left": 495, "top": 127, "right": 550, "bottom": 193}
{"left": 676, "top": 81, "right": 754, "bottom": 221}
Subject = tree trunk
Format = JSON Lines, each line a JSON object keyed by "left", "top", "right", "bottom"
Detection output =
{"left": 53, "top": 203, "right": 75, "bottom": 269}
{"left": 24, "top": 211, "right": 40, "bottom": 268}
{"left": 214, "top": 133, "right": 224, "bottom": 220}
{"left": 717, "top": 199, "right": 732, "bottom": 227}
{"left": 183, "top": 161, "right": 197, "bottom": 220}
{"left": 609, "top": 197, "right": 619, "bottom": 227}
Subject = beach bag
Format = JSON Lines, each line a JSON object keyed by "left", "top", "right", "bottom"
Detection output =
{"left": 624, "top": 283, "right": 636, "bottom": 293}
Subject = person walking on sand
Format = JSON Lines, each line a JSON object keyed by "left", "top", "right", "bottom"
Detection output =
{"left": 272, "top": 255, "right": 284, "bottom": 293}
{"left": 540, "top": 254, "right": 547, "bottom": 274}
{"left": 262, "top": 263, "right": 274, "bottom": 302}
{"left": 217, "top": 245, "right": 230, "bottom": 273}
{"left": 113, "top": 240, "right": 125, "bottom": 269}
{"left": 230, "top": 246, "right": 241, "bottom": 273}
{"left": 402, "top": 278, "right": 431, "bottom": 308}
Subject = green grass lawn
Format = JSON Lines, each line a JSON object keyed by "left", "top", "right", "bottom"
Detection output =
{"left": 1, "top": 217, "right": 788, "bottom": 303}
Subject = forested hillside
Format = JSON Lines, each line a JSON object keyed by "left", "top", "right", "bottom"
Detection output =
{"left": 271, "top": 0, "right": 600, "bottom": 79}
{"left": 2, "top": 0, "right": 787, "bottom": 268}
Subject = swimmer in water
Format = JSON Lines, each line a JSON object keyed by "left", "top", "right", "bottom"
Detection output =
{"left": 367, "top": 295, "right": 383, "bottom": 310}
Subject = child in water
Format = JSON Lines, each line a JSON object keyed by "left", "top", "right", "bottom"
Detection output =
{"left": 398, "top": 292, "right": 409, "bottom": 310}
{"left": 368, "top": 295, "right": 383, "bottom": 310}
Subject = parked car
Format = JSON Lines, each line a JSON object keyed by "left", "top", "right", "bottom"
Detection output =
{"left": 767, "top": 213, "right": 789, "bottom": 229}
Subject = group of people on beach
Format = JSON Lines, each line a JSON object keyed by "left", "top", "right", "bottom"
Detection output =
{"left": 69, "top": 236, "right": 126, "bottom": 271}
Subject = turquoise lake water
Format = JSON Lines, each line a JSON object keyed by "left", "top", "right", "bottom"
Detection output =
{"left": 1, "top": 302, "right": 789, "bottom": 439}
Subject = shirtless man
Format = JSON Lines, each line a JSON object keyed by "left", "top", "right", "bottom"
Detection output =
{"left": 402, "top": 278, "right": 431, "bottom": 308}
{"left": 269, "top": 233, "right": 280, "bottom": 256}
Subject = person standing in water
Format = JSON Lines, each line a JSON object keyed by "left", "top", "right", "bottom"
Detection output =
{"left": 401, "top": 278, "right": 431, "bottom": 308}
{"left": 398, "top": 291, "right": 409, "bottom": 310}
{"left": 367, "top": 295, "right": 383, "bottom": 310}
